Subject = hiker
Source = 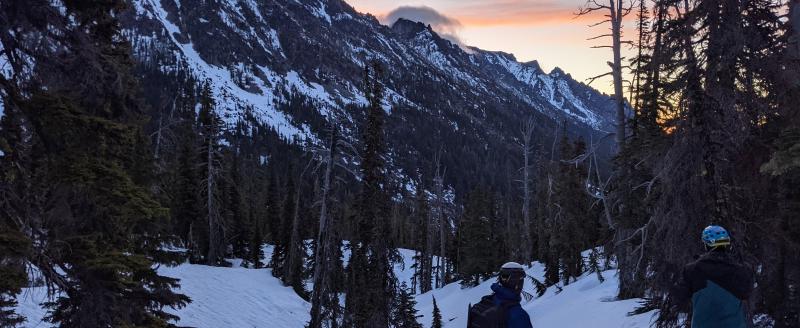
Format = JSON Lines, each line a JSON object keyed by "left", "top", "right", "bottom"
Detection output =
{"left": 671, "top": 225, "right": 753, "bottom": 328}
{"left": 467, "top": 262, "right": 533, "bottom": 328}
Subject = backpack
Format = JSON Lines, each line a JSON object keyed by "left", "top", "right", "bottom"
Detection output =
{"left": 467, "top": 294, "right": 518, "bottom": 328}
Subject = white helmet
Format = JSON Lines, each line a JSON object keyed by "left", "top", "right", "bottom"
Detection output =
{"left": 499, "top": 262, "right": 526, "bottom": 293}
{"left": 501, "top": 262, "right": 525, "bottom": 270}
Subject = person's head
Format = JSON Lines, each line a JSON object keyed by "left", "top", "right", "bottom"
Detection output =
{"left": 498, "top": 262, "right": 526, "bottom": 294}
{"left": 701, "top": 225, "right": 731, "bottom": 252}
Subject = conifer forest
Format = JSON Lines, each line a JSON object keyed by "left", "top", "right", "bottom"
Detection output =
{"left": 1, "top": 0, "right": 799, "bottom": 327}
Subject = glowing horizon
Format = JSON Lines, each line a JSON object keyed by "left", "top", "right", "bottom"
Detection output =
{"left": 345, "top": 0, "right": 637, "bottom": 95}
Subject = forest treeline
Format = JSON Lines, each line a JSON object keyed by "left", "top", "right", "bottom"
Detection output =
{"left": 607, "top": 0, "right": 800, "bottom": 326}
{"left": 1, "top": 0, "right": 799, "bottom": 327}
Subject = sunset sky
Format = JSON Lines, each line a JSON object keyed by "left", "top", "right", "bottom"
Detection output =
{"left": 345, "top": 0, "right": 637, "bottom": 95}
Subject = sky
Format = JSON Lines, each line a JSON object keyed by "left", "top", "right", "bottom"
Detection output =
{"left": 345, "top": 0, "right": 637, "bottom": 95}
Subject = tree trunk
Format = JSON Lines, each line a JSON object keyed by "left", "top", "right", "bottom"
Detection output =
{"left": 285, "top": 179, "right": 302, "bottom": 284}
{"left": 521, "top": 118, "right": 535, "bottom": 264}
{"left": 611, "top": 0, "right": 626, "bottom": 148}
{"left": 206, "top": 134, "right": 220, "bottom": 266}
{"left": 310, "top": 128, "right": 337, "bottom": 328}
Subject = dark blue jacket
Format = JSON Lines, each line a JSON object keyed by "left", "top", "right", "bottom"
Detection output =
{"left": 672, "top": 252, "right": 752, "bottom": 328}
{"left": 491, "top": 283, "right": 533, "bottom": 328}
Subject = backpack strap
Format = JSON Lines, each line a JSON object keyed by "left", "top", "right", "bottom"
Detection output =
{"left": 497, "top": 299, "right": 520, "bottom": 328}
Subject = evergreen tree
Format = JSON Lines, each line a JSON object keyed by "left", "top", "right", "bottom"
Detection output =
{"left": 391, "top": 283, "right": 423, "bottom": 328}
{"left": 457, "top": 187, "right": 496, "bottom": 286}
{"left": 228, "top": 152, "right": 250, "bottom": 259}
{"left": 431, "top": 296, "right": 443, "bottom": 328}
{"left": 556, "top": 137, "right": 591, "bottom": 284}
{"left": 197, "top": 82, "right": 225, "bottom": 266}
{"left": 265, "top": 170, "right": 281, "bottom": 244}
{"left": 344, "top": 62, "right": 398, "bottom": 328}
{"left": 414, "top": 186, "right": 433, "bottom": 293}
{"left": 271, "top": 173, "right": 295, "bottom": 278}
{"left": 168, "top": 82, "right": 200, "bottom": 251}
{"left": 0, "top": 223, "right": 28, "bottom": 327}
{"left": 250, "top": 217, "right": 265, "bottom": 268}
{"left": 0, "top": 93, "right": 31, "bottom": 327}
{"left": 284, "top": 173, "right": 307, "bottom": 299}
{"left": 0, "top": 0, "right": 191, "bottom": 326}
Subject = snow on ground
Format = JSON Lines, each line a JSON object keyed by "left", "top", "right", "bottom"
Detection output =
{"left": 15, "top": 245, "right": 309, "bottom": 328}
{"left": 415, "top": 255, "right": 657, "bottom": 328}
{"left": 15, "top": 247, "right": 655, "bottom": 328}
{"left": 158, "top": 263, "right": 309, "bottom": 327}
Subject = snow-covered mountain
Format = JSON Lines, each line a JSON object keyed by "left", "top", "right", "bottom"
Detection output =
{"left": 120, "top": 0, "right": 620, "bottom": 193}
{"left": 16, "top": 247, "right": 656, "bottom": 327}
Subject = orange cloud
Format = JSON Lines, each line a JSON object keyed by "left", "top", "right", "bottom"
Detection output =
{"left": 453, "top": 5, "right": 606, "bottom": 27}
{"left": 351, "top": 0, "right": 608, "bottom": 28}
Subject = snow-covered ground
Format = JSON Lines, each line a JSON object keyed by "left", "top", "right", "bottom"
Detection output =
{"left": 414, "top": 261, "right": 656, "bottom": 327}
{"left": 15, "top": 248, "right": 656, "bottom": 327}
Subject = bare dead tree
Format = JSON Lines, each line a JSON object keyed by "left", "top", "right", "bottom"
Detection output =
{"left": 432, "top": 150, "right": 448, "bottom": 288}
{"left": 423, "top": 176, "right": 435, "bottom": 292}
{"left": 309, "top": 126, "right": 337, "bottom": 328}
{"left": 578, "top": 0, "right": 634, "bottom": 148}
{"left": 517, "top": 117, "right": 536, "bottom": 265}
{"left": 203, "top": 121, "right": 225, "bottom": 266}
{"left": 284, "top": 166, "right": 306, "bottom": 285}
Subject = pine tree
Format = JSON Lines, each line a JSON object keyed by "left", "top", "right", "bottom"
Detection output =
{"left": 415, "top": 186, "right": 433, "bottom": 293}
{"left": 284, "top": 173, "right": 307, "bottom": 299}
{"left": 556, "top": 137, "right": 591, "bottom": 285}
{"left": 228, "top": 152, "right": 250, "bottom": 259}
{"left": 0, "top": 1, "right": 190, "bottom": 325}
{"left": 265, "top": 170, "right": 281, "bottom": 244}
{"left": 271, "top": 173, "right": 295, "bottom": 278}
{"left": 250, "top": 217, "right": 265, "bottom": 268}
{"left": 173, "top": 95, "right": 202, "bottom": 261}
{"left": 535, "top": 133, "right": 562, "bottom": 287}
{"left": 344, "top": 62, "right": 398, "bottom": 328}
{"left": 197, "top": 82, "right": 225, "bottom": 266}
{"left": 0, "top": 224, "right": 28, "bottom": 327}
{"left": 457, "top": 187, "right": 495, "bottom": 286}
{"left": 0, "top": 94, "right": 31, "bottom": 327}
{"left": 431, "top": 296, "right": 443, "bottom": 328}
{"left": 391, "top": 283, "right": 423, "bottom": 328}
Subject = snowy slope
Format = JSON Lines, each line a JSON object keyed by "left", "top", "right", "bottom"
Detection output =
{"left": 14, "top": 246, "right": 311, "bottom": 328}
{"left": 414, "top": 261, "right": 656, "bottom": 328}
{"left": 15, "top": 248, "right": 654, "bottom": 328}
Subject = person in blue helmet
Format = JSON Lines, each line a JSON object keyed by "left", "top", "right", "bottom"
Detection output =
{"left": 671, "top": 225, "right": 753, "bottom": 328}
{"left": 467, "top": 262, "right": 533, "bottom": 328}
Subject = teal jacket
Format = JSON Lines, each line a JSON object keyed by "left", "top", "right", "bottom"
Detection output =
{"left": 672, "top": 252, "right": 752, "bottom": 328}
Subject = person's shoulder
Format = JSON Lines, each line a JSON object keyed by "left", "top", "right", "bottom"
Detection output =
{"left": 507, "top": 305, "right": 532, "bottom": 328}
{"left": 508, "top": 304, "right": 530, "bottom": 319}
{"left": 682, "top": 257, "right": 700, "bottom": 273}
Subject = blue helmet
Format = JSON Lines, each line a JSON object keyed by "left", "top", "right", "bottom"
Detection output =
{"left": 701, "top": 225, "right": 731, "bottom": 248}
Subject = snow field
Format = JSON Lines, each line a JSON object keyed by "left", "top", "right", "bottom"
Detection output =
{"left": 15, "top": 247, "right": 655, "bottom": 327}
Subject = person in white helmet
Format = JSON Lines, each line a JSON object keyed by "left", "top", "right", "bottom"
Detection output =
{"left": 467, "top": 262, "right": 533, "bottom": 328}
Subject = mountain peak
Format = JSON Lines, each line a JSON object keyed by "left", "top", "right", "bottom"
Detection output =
{"left": 523, "top": 60, "right": 543, "bottom": 72}
{"left": 550, "top": 67, "right": 567, "bottom": 77}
